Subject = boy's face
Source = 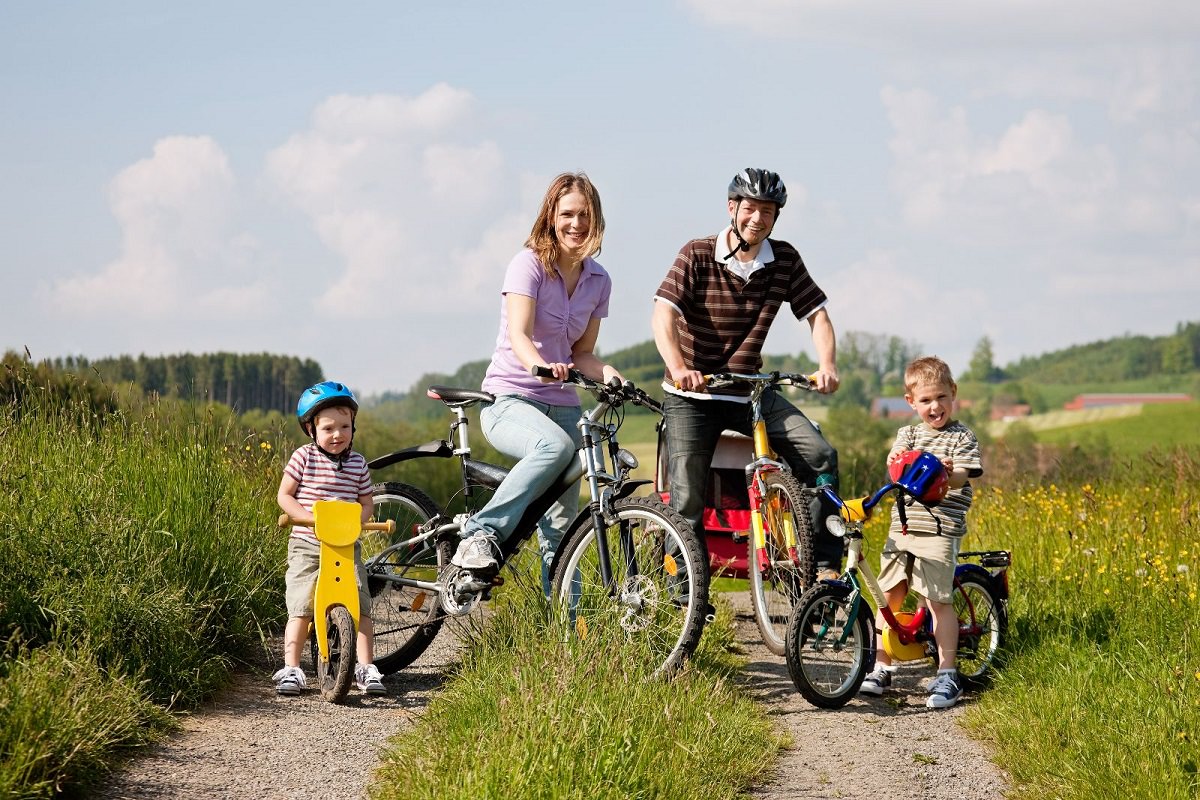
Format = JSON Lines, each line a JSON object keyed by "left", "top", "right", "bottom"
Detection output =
{"left": 906, "top": 379, "right": 957, "bottom": 430}
{"left": 312, "top": 405, "right": 354, "bottom": 454}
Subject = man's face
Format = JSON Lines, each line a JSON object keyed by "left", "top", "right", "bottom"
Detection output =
{"left": 728, "top": 197, "right": 778, "bottom": 246}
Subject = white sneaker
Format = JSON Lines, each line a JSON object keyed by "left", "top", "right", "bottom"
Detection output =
{"left": 272, "top": 665, "right": 306, "bottom": 696}
{"left": 926, "top": 671, "right": 963, "bottom": 709}
{"left": 452, "top": 533, "right": 500, "bottom": 571}
{"left": 355, "top": 663, "right": 386, "bottom": 695}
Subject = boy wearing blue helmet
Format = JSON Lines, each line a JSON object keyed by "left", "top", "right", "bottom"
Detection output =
{"left": 274, "top": 380, "right": 386, "bottom": 697}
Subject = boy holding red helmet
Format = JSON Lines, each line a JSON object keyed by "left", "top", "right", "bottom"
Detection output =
{"left": 860, "top": 356, "right": 984, "bottom": 708}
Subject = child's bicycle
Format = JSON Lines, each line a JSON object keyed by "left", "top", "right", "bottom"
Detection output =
{"left": 784, "top": 451, "right": 1010, "bottom": 708}
{"left": 656, "top": 371, "right": 820, "bottom": 655}
{"left": 277, "top": 500, "right": 395, "bottom": 702}
{"left": 361, "top": 367, "right": 711, "bottom": 677}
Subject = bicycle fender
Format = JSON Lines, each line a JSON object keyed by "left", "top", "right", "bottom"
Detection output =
{"left": 954, "top": 563, "right": 1006, "bottom": 601}
{"left": 611, "top": 479, "right": 652, "bottom": 502}
{"left": 367, "top": 440, "right": 453, "bottom": 470}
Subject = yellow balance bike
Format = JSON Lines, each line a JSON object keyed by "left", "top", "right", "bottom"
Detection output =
{"left": 279, "top": 500, "right": 394, "bottom": 702}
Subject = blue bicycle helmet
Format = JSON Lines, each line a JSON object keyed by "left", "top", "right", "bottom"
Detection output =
{"left": 296, "top": 381, "right": 359, "bottom": 436}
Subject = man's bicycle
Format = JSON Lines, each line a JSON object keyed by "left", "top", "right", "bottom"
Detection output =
{"left": 657, "top": 371, "right": 820, "bottom": 655}
{"left": 360, "top": 368, "right": 711, "bottom": 677}
{"left": 784, "top": 451, "right": 1010, "bottom": 708}
{"left": 277, "top": 500, "right": 395, "bottom": 702}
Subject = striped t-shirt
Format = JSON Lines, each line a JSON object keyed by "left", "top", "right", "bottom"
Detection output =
{"left": 283, "top": 443, "right": 373, "bottom": 543}
{"left": 888, "top": 421, "right": 983, "bottom": 538}
{"left": 655, "top": 234, "right": 827, "bottom": 398}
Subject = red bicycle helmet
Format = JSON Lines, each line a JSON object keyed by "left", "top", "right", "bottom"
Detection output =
{"left": 888, "top": 450, "right": 950, "bottom": 505}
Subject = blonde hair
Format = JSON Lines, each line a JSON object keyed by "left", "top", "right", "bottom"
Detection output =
{"left": 904, "top": 356, "right": 957, "bottom": 394}
{"left": 525, "top": 172, "right": 605, "bottom": 278}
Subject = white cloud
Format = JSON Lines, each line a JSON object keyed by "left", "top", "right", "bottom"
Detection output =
{"left": 263, "top": 84, "right": 527, "bottom": 319}
{"left": 46, "top": 136, "right": 269, "bottom": 318}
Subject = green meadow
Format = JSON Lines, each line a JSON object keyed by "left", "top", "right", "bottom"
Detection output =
{"left": 3, "top": 370, "right": 1199, "bottom": 798}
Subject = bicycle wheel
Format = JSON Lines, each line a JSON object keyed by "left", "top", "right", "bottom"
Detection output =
{"left": 366, "top": 482, "right": 451, "bottom": 674}
{"left": 550, "top": 496, "right": 709, "bottom": 677}
{"left": 785, "top": 583, "right": 872, "bottom": 709}
{"left": 954, "top": 572, "right": 1007, "bottom": 687}
{"left": 749, "top": 471, "right": 816, "bottom": 655}
{"left": 314, "top": 605, "right": 356, "bottom": 703}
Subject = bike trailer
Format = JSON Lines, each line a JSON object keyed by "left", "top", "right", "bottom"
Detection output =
{"left": 656, "top": 425, "right": 755, "bottom": 579}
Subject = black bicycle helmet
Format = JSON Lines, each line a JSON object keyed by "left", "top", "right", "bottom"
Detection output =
{"left": 727, "top": 168, "right": 787, "bottom": 209}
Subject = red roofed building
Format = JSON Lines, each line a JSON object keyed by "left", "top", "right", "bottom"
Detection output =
{"left": 1063, "top": 393, "right": 1192, "bottom": 410}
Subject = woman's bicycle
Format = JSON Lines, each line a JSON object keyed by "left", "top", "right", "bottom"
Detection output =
{"left": 277, "top": 500, "right": 395, "bottom": 702}
{"left": 657, "top": 371, "right": 820, "bottom": 655}
{"left": 360, "top": 368, "right": 711, "bottom": 677}
{"left": 784, "top": 451, "right": 1010, "bottom": 708}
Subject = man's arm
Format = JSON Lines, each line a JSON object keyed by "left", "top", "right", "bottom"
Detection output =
{"left": 652, "top": 300, "right": 705, "bottom": 392}
{"left": 807, "top": 307, "right": 840, "bottom": 394}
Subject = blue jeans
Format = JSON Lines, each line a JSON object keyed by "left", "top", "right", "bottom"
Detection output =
{"left": 462, "top": 394, "right": 582, "bottom": 592}
{"left": 662, "top": 390, "right": 843, "bottom": 570}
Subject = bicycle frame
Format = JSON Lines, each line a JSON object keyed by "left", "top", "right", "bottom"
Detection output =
{"left": 365, "top": 375, "right": 661, "bottom": 609}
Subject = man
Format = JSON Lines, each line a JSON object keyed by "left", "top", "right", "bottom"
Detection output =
{"left": 651, "top": 167, "right": 842, "bottom": 578}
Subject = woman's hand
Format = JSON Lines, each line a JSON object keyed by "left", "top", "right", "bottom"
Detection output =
{"left": 537, "top": 362, "right": 572, "bottom": 382}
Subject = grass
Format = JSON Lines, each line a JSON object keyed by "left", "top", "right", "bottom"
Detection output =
{"left": 1030, "top": 401, "right": 1200, "bottom": 454}
{"left": 371, "top": 567, "right": 778, "bottom": 800}
{"left": 0, "top": 388, "right": 283, "bottom": 796}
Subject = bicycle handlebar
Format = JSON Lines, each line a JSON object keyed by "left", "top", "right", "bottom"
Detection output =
{"left": 277, "top": 513, "right": 396, "bottom": 534}
{"left": 702, "top": 371, "right": 818, "bottom": 391}
{"left": 529, "top": 365, "right": 663, "bottom": 414}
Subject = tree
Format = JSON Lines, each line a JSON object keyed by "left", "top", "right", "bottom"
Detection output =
{"left": 964, "top": 337, "right": 1003, "bottom": 383}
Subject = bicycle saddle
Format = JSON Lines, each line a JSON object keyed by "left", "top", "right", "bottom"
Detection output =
{"left": 427, "top": 386, "right": 496, "bottom": 406}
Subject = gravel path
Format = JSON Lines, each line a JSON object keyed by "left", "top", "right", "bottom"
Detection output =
{"left": 95, "top": 599, "right": 1009, "bottom": 799}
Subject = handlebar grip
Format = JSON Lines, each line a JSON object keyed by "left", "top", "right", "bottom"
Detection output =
{"left": 278, "top": 513, "right": 292, "bottom": 528}
{"left": 364, "top": 520, "right": 396, "bottom": 534}
{"left": 531, "top": 365, "right": 555, "bottom": 379}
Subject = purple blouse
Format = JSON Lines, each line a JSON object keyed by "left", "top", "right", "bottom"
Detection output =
{"left": 481, "top": 249, "right": 612, "bottom": 405}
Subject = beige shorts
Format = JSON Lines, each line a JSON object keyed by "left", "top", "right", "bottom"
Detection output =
{"left": 285, "top": 537, "right": 372, "bottom": 619}
{"left": 877, "top": 531, "right": 960, "bottom": 604}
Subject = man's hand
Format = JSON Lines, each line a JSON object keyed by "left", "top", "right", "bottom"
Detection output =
{"left": 670, "top": 367, "right": 707, "bottom": 393}
{"left": 811, "top": 368, "right": 840, "bottom": 394}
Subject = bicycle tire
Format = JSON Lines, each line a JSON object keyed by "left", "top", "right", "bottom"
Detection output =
{"left": 315, "top": 605, "right": 356, "bottom": 703}
{"left": 954, "top": 572, "right": 1007, "bottom": 687}
{"left": 550, "top": 496, "right": 709, "bottom": 678}
{"left": 785, "top": 583, "right": 872, "bottom": 709}
{"left": 748, "top": 471, "right": 816, "bottom": 655}
{"left": 366, "top": 482, "right": 451, "bottom": 674}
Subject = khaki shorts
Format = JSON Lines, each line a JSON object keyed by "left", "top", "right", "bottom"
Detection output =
{"left": 285, "top": 537, "right": 372, "bottom": 619}
{"left": 877, "top": 531, "right": 960, "bottom": 604}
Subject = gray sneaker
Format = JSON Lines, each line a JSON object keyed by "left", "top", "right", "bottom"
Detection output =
{"left": 452, "top": 533, "right": 500, "bottom": 571}
{"left": 355, "top": 663, "right": 386, "bottom": 696}
{"left": 272, "top": 665, "right": 306, "bottom": 696}
{"left": 926, "top": 671, "right": 963, "bottom": 709}
{"left": 859, "top": 667, "right": 893, "bottom": 696}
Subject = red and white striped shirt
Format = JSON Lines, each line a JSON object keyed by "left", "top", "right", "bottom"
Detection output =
{"left": 283, "top": 443, "right": 373, "bottom": 543}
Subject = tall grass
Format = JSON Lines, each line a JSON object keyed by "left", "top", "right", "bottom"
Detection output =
{"left": 1, "top": 385, "right": 283, "bottom": 796}
{"left": 960, "top": 450, "right": 1200, "bottom": 798}
{"left": 371, "top": 564, "right": 778, "bottom": 800}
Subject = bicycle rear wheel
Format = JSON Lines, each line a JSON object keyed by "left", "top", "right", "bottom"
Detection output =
{"left": 954, "top": 572, "right": 1007, "bottom": 687}
{"left": 550, "top": 496, "right": 709, "bottom": 677}
{"left": 749, "top": 471, "right": 816, "bottom": 655}
{"left": 314, "top": 605, "right": 356, "bottom": 703}
{"left": 366, "top": 482, "right": 450, "bottom": 674}
{"left": 785, "top": 583, "right": 872, "bottom": 709}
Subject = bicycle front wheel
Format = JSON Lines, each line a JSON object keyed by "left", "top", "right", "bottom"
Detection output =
{"left": 749, "top": 471, "right": 816, "bottom": 655}
{"left": 367, "top": 482, "right": 450, "bottom": 674}
{"left": 550, "top": 496, "right": 709, "bottom": 678}
{"left": 314, "top": 605, "right": 356, "bottom": 703}
{"left": 954, "top": 572, "right": 1007, "bottom": 687}
{"left": 785, "top": 583, "right": 872, "bottom": 709}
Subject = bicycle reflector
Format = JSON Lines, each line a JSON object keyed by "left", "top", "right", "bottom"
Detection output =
{"left": 888, "top": 450, "right": 950, "bottom": 505}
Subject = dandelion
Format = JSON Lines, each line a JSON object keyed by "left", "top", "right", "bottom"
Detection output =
{"left": 1178, "top": 564, "right": 1190, "bottom": 575}
{"left": 1082, "top": 548, "right": 1096, "bottom": 558}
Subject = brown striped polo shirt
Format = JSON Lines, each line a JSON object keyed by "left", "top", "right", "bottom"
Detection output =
{"left": 655, "top": 235, "right": 827, "bottom": 397}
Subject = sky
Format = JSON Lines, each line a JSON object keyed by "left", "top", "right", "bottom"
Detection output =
{"left": 3, "top": 1, "right": 1198, "bottom": 397}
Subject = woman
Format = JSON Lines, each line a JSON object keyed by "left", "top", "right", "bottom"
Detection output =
{"left": 452, "top": 172, "right": 623, "bottom": 593}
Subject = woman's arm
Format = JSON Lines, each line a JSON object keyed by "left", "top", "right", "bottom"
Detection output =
{"left": 505, "top": 293, "right": 571, "bottom": 382}
{"left": 570, "top": 316, "right": 622, "bottom": 384}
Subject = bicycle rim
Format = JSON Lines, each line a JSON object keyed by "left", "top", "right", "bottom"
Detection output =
{"left": 749, "top": 471, "right": 815, "bottom": 655}
{"left": 785, "top": 584, "right": 871, "bottom": 709}
{"left": 954, "top": 573, "right": 1007, "bottom": 685}
{"left": 550, "top": 496, "right": 709, "bottom": 678}
{"left": 368, "top": 482, "right": 450, "bottom": 674}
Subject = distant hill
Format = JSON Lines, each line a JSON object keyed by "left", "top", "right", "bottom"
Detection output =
{"left": 1003, "top": 321, "right": 1200, "bottom": 383}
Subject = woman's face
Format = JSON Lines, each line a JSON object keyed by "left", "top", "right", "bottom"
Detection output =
{"left": 553, "top": 191, "right": 591, "bottom": 263}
